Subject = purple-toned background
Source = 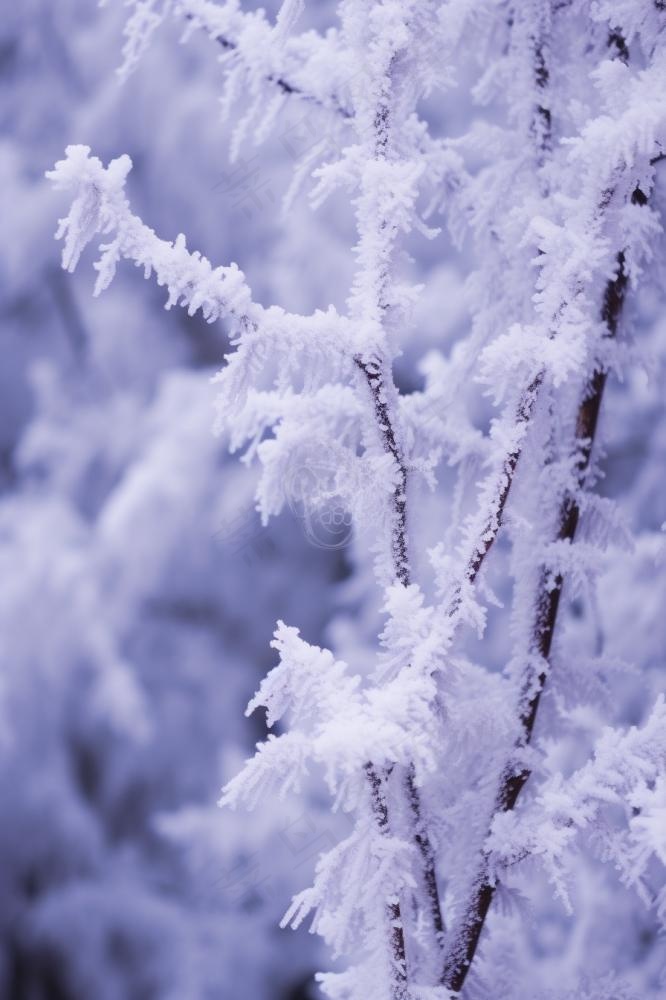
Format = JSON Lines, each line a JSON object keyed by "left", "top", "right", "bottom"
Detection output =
{"left": 2, "top": 3, "right": 665, "bottom": 999}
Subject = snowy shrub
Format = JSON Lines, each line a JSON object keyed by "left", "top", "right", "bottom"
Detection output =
{"left": 43, "top": 1, "right": 666, "bottom": 998}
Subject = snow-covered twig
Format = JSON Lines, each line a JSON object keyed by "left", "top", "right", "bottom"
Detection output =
{"left": 441, "top": 250, "right": 632, "bottom": 992}
{"left": 178, "top": 0, "right": 354, "bottom": 120}
{"left": 486, "top": 697, "right": 666, "bottom": 904}
{"left": 46, "top": 145, "right": 354, "bottom": 415}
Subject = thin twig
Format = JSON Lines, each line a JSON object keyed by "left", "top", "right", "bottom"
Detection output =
{"left": 450, "top": 373, "right": 543, "bottom": 614}
{"left": 355, "top": 358, "right": 410, "bottom": 587}
{"left": 184, "top": 11, "right": 353, "bottom": 119}
{"left": 366, "top": 763, "right": 409, "bottom": 998}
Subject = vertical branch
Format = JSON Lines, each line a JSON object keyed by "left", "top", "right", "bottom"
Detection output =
{"left": 353, "top": 66, "right": 414, "bottom": 1000}
{"left": 532, "top": 38, "right": 552, "bottom": 168}
{"left": 366, "top": 764, "right": 409, "bottom": 997}
{"left": 356, "top": 352, "right": 446, "bottom": 984}
{"left": 405, "top": 762, "right": 447, "bottom": 953}
{"left": 512, "top": 2, "right": 553, "bottom": 174}
{"left": 442, "top": 245, "right": 633, "bottom": 995}
{"left": 348, "top": 7, "right": 446, "bottom": 986}
{"left": 438, "top": 38, "right": 662, "bottom": 973}
{"left": 356, "top": 353, "right": 447, "bottom": 959}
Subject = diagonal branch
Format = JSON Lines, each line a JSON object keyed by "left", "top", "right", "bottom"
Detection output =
{"left": 355, "top": 357, "right": 410, "bottom": 587}
{"left": 441, "top": 241, "right": 633, "bottom": 995}
{"left": 446, "top": 372, "right": 543, "bottom": 618}
{"left": 180, "top": 0, "right": 353, "bottom": 119}
{"left": 440, "top": 3, "right": 557, "bottom": 623}
{"left": 435, "top": 107, "right": 665, "bottom": 648}
{"left": 46, "top": 145, "right": 355, "bottom": 414}
{"left": 439, "top": 35, "right": 666, "bottom": 990}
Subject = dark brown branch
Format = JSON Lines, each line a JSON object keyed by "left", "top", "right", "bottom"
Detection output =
{"left": 468, "top": 374, "right": 543, "bottom": 587}
{"left": 346, "top": 45, "right": 439, "bottom": 993}
{"left": 438, "top": 51, "right": 666, "bottom": 991}
{"left": 442, "top": 250, "right": 631, "bottom": 994}
{"left": 355, "top": 357, "right": 410, "bottom": 586}
{"left": 406, "top": 768, "right": 446, "bottom": 951}
{"left": 445, "top": 372, "right": 543, "bottom": 624}
{"left": 356, "top": 355, "right": 447, "bottom": 982}
{"left": 365, "top": 763, "right": 410, "bottom": 999}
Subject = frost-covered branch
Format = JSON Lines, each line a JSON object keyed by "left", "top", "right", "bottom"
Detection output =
{"left": 221, "top": 620, "right": 442, "bottom": 998}
{"left": 47, "top": 146, "right": 252, "bottom": 320}
{"left": 114, "top": 0, "right": 356, "bottom": 147}
{"left": 46, "top": 145, "right": 354, "bottom": 414}
{"left": 342, "top": 1, "right": 449, "bottom": 985}
{"left": 440, "top": 252, "right": 633, "bottom": 992}
{"left": 353, "top": 353, "right": 447, "bottom": 981}
{"left": 439, "top": 33, "right": 666, "bottom": 986}
{"left": 179, "top": 0, "right": 354, "bottom": 120}
{"left": 487, "top": 697, "right": 666, "bottom": 907}
{"left": 435, "top": 46, "right": 666, "bottom": 644}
